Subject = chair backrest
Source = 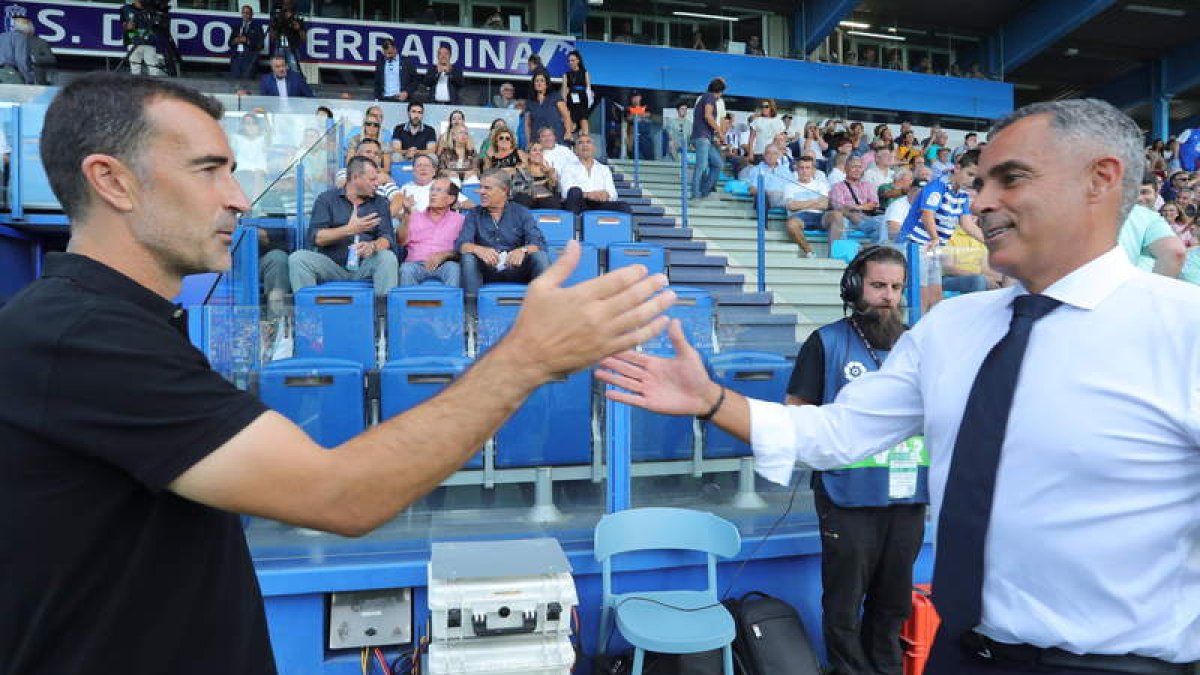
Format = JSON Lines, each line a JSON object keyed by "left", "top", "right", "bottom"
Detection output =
{"left": 830, "top": 239, "right": 861, "bottom": 264}
{"left": 547, "top": 242, "right": 599, "bottom": 287}
{"left": 595, "top": 507, "right": 741, "bottom": 602}
{"left": 294, "top": 282, "right": 376, "bottom": 369}
{"left": 582, "top": 210, "right": 634, "bottom": 252}
{"left": 391, "top": 161, "right": 415, "bottom": 188}
{"left": 641, "top": 286, "right": 715, "bottom": 357}
{"left": 259, "top": 357, "right": 365, "bottom": 447}
{"left": 531, "top": 209, "right": 577, "bottom": 244}
{"left": 386, "top": 284, "right": 465, "bottom": 359}
{"left": 608, "top": 242, "right": 665, "bottom": 276}
{"left": 460, "top": 182, "right": 482, "bottom": 205}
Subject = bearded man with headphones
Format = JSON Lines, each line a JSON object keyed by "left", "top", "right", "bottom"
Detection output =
{"left": 784, "top": 244, "right": 928, "bottom": 675}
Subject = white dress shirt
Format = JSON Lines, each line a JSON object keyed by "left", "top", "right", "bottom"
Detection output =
{"left": 274, "top": 76, "right": 288, "bottom": 99}
{"left": 382, "top": 58, "right": 401, "bottom": 97}
{"left": 559, "top": 159, "right": 617, "bottom": 201}
{"left": 541, "top": 143, "right": 579, "bottom": 176}
{"left": 749, "top": 248, "right": 1200, "bottom": 662}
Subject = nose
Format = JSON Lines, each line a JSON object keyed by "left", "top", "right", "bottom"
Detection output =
{"left": 226, "top": 173, "right": 251, "bottom": 214}
{"left": 972, "top": 180, "right": 997, "bottom": 216}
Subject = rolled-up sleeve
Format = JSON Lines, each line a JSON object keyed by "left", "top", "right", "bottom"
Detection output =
{"left": 749, "top": 329, "right": 926, "bottom": 484}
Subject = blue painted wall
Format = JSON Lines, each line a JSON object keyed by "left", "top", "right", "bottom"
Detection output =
{"left": 580, "top": 40, "right": 1014, "bottom": 121}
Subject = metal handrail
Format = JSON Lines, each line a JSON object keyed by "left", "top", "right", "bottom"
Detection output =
{"left": 755, "top": 173, "right": 766, "bottom": 293}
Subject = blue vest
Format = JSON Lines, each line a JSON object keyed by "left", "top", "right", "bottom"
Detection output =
{"left": 813, "top": 319, "right": 930, "bottom": 507}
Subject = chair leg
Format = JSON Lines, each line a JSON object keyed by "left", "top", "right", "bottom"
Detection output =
{"left": 631, "top": 648, "right": 645, "bottom": 675}
{"left": 597, "top": 606, "right": 612, "bottom": 659}
{"left": 722, "top": 645, "right": 734, "bottom": 675}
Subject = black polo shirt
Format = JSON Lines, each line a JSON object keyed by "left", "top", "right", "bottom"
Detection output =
{"left": 391, "top": 122, "right": 437, "bottom": 152}
{"left": 0, "top": 253, "right": 275, "bottom": 674}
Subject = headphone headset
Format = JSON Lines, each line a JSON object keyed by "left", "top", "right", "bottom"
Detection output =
{"left": 839, "top": 244, "right": 894, "bottom": 308}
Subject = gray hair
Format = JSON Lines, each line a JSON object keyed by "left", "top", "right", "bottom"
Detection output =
{"left": 990, "top": 98, "right": 1145, "bottom": 221}
{"left": 481, "top": 168, "right": 511, "bottom": 193}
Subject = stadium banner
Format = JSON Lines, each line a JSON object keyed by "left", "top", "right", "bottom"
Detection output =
{"left": 0, "top": 0, "right": 574, "bottom": 76}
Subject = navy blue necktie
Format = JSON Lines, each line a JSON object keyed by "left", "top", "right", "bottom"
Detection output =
{"left": 931, "top": 294, "right": 1062, "bottom": 659}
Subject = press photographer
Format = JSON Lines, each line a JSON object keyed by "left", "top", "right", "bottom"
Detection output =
{"left": 268, "top": 0, "right": 305, "bottom": 72}
{"left": 120, "top": 0, "right": 162, "bottom": 76}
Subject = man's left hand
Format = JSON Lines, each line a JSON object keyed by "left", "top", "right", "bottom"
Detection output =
{"left": 355, "top": 241, "right": 376, "bottom": 259}
{"left": 507, "top": 247, "right": 527, "bottom": 268}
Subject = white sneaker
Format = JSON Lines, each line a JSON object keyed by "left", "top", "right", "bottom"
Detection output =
{"left": 804, "top": 250, "right": 817, "bottom": 258}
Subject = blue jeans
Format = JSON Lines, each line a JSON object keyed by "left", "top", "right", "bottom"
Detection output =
{"left": 460, "top": 251, "right": 551, "bottom": 299}
{"left": 690, "top": 136, "right": 722, "bottom": 198}
{"left": 400, "top": 261, "right": 461, "bottom": 287}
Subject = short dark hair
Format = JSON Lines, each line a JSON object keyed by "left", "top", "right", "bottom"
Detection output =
{"left": 408, "top": 101, "right": 424, "bottom": 113}
{"left": 964, "top": 132, "right": 978, "bottom": 140}
{"left": 706, "top": 77, "right": 726, "bottom": 94}
{"left": 317, "top": 105, "right": 334, "bottom": 118}
{"left": 346, "top": 155, "right": 377, "bottom": 179}
{"left": 356, "top": 137, "right": 382, "bottom": 151}
{"left": 380, "top": 38, "right": 395, "bottom": 50}
{"left": 41, "top": 73, "right": 222, "bottom": 221}
{"left": 956, "top": 148, "right": 980, "bottom": 169}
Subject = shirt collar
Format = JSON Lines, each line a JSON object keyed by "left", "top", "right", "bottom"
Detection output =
{"left": 41, "top": 252, "right": 183, "bottom": 321}
{"left": 1014, "top": 247, "right": 1134, "bottom": 311}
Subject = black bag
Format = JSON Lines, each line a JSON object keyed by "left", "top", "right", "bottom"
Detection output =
{"left": 722, "top": 592, "right": 821, "bottom": 675}
{"left": 596, "top": 650, "right": 723, "bottom": 675}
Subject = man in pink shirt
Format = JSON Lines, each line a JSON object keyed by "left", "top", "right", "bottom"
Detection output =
{"left": 398, "top": 177, "right": 465, "bottom": 286}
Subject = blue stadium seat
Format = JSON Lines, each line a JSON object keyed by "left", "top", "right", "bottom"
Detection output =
{"left": 608, "top": 242, "right": 665, "bottom": 276}
{"left": 723, "top": 179, "right": 751, "bottom": 197}
{"left": 830, "top": 239, "right": 861, "bottom": 264}
{"left": 386, "top": 285, "right": 465, "bottom": 359}
{"left": 259, "top": 357, "right": 365, "bottom": 448}
{"left": 703, "top": 352, "right": 792, "bottom": 458}
{"left": 460, "top": 182, "right": 482, "bottom": 205}
{"left": 495, "top": 370, "right": 593, "bottom": 468}
{"left": 390, "top": 161, "right": 414, "bottom": 188}
{"left": 381, "top": 356, "right": 480, "bottom": 468}
{"left": 531, "top": 209, "right": 577, "bottom": 244}
{"left": 642, "top": 286, "right": 715, "bottom": 358}
{"left": 547, "top": 242, "right": 600, "bottom": 287}
{"left": 582, "top": 211, "right": 634, "bottom": 252}
{"left": 294, "top": 283, "right": 376, "bottom": 369}
{"left": 476, "top": 283, "right": 527, "bottom": 354}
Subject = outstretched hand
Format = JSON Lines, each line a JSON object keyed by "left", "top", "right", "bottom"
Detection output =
{"left": 595, "top": 319, "right": 720, "bottom": 416}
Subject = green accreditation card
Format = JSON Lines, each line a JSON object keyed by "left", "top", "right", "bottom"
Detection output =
{"left": 844, "top": 436, "right": 929, "bottom": 500}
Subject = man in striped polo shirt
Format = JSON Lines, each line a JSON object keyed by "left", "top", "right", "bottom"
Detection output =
{"left": 897, "top": 149, "right": 986, "bottom": 311}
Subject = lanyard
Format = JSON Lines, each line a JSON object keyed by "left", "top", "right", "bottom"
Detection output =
{"left": 849, "top": 317, "right": 883, "bottom": 368}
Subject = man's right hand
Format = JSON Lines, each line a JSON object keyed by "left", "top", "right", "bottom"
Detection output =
{"left": 500, "top": 241, "right": 674, "bottom": 380}
{"left": 471, "top": 245, "right": 501, "bottom": 267}
{"left": 346, "top": 211, "right": 380, "bottom": 236}
{"left": 595, "top": 319, "right": 718, "bottom": 416}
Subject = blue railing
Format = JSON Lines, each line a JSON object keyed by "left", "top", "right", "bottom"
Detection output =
{"left": 632, "top": 115, "right": 641, "bottom": 190}
{"left": 906, "top": 241, "right": 923, "bottom": 325}
{"left": 755, "top": 173, "right": 767, "bottom": 293}
{"left": 679, "top": 134, "right": 689, "bottom": 228}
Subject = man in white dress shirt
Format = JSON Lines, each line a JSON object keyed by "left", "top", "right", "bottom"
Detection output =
{"left": 596, "top": 98, "right": 1200, "bottom": 675}
{"left": 537, "top": 126, "right": 579, "bottom": 176}
{"left": 560, "top": 135, "right": 628, "bottom": 215}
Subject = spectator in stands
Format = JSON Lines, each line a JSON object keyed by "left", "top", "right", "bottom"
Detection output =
{"left": 478, "top": 118, "right": 507, "bottom": 157}
{"left": 517, "top": 142, "right": 562, "bottom": 210}
{"left": 863, "top": 146, "right": 896, "bottom": 190}
{"left": 781, "top": 245, "right": 923, "bottom": 675}
{"left": 230, "top": 112, "right": 270, "bottom": 200}
{"left": 826, "top": 153, "right": 849, "bottom": 186}
{"left": 746, "top": 35, "right": 765, "bottom": 56}
{"left": 625, "top": 91, "right": 652, "bottom": 161}
{"left": 747, "top": 99, "right": 785, "bottom": 163}
{"left": 923, "top": 129, "right": 949, "bottom": 162}
{"left": 259, "top": 54, "right": 313, "bottom": 98}
{"left": 525, "top": 71, "right": 568, "bottom": 151}
{"left": 268, "top": 0, "right": 305, "bottom": 73}
{"left": 883, "top": 175, "right": 922, "bottom": 239}
{"left": 722, "top": 113, "right": 750, "bottom": 176}
{"left": 399, "top": 153, "right": 442, "bottom": 212}
{"left": 256, "top": 228, "right": 290, "bottom": 322}
{"left": 827, "top": 157, "right": 886, "bottom": 242}
{"left": 847, "top": 122, "right": 871, "bottom": 157}
{"left": 457, "top": 169, "right": 550, "bottom": 300}
{"left": 290, "top": 156, "right": 399, "bottom": 297}
{"left": 746, "top": 144, "right": 793, "bottom": 209}
{"left": 227, "top": 6, "right": 263, "bottom": 81}
{"left": 492, "top": 82, "right": 518, "bottom": 109}
{"left": 1120, "top": 174, "right": 1185, "bottom": 277}
{"left": 663, "top": 102, "right": 689, "bottom": 161}
{"left": 526, "top": 54, "right": 548, "bottom": 90}
{"left": 1177, "top": 187, "right": 1196, "bottom": 220}
{"left": 4, "top": 76, "right": 677, "bottom": 674}
{"left": 119, "top": 0, "right": 162, "bottom": 77}
{"left": 437, "top": 126, "right": 480, "bottom": 185}
{"left": 873, "top": 124, "right": 895, "bottom": 149}
{"left": 537, "top": 126, "right": 578, "bottom": 175}
{"left": 782, "top": 156, "right": 829, "bottom": 258}
{"left": 561, "top": 135, "right": 627, "bottom": 214}
{"left": 345, "top": 106, "right": 391, "bottom": 174}
{"left": 826, "top": 137, "right": 854, "bottom": 179}
{"left": 392, "top": 101, "right": 438, "bottom": 161}
{"left": 797, "top": 121, "right": 829, "bottom": 169}
{"left": 877, "top": 166, "right": 914, "bottom": 208}
{"left": 690, "top": 78, "right": 725, "bottom": 201}
{"left": 424, "top": 45, "right": 464, "bottom": 105}
{"left": 335, "top": 138, "right": 405, "bottom": 219}
{"left": 897, "top": 149, "right": 985, "bottom": 311}
{"left": 482, "top": 6, "right": 504, "bottom": 29}
{"left": 930, "top": 146, "right": 954, "bottom": 181}
{"left": 373, "top": 38, "right": 416, "bottom": 103}
{"left": 560, "top": 50, "right": 593, "bottom": 140}
{"left": 1160, "top": 202, "right": 1194, "bottom": 247}
{"left": 398, "top": 177, "right": 464, "bottom": 287}
{"left": 951, "top": 131, "right": 978, "bottom": 162}
{"left": 894, "top": 129, "right": 919, "bottom": 164}
{"left": 781, "top": 113, "right": 800, "bottom": 143}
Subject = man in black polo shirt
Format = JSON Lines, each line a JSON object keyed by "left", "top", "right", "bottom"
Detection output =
{"left": 0, "top": 73, "right": 675, "bottom": 673}
{"left": 392, "top": 100, "right": 437, "bottom": 161}
{"left": 288, "top": 154, "right": 399, "bottom": 297}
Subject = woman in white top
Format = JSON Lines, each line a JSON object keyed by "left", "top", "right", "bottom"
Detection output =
{"left": 231, "top": 113, "right": 271, "bottom": 202}
{"left": 747, "top": 99, "right": 785, "bottom": 163}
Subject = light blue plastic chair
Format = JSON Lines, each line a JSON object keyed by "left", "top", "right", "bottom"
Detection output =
{"left": 594, "top": 507, "right": 741, "bottom": 675}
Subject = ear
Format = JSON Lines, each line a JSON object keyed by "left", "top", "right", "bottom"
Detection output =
{"left": 1087, "top": 156, "right": 1122, "bottom": 205}
{"left": 80, "top": 153, "right": 139, "bottom": 214}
